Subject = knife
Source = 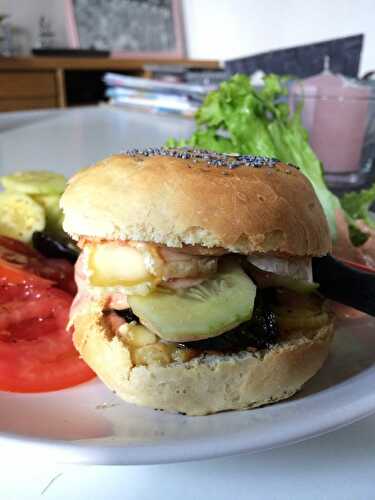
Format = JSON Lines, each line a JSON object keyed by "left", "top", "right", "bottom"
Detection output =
{"left": 312, "top": 255, "right": 375, "bottom": 316}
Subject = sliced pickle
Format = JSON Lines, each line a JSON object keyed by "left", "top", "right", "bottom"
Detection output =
{"left": 274, "top": 306, "right": 329, "bottom": 331}
{"left": 128, "top": 258, "right": 256, "bottom": 342}
{"left": 272, "top": 289, "right": 329, "bottom": 331}
{"left": 32, "top": 194, "right": 63, "bottom": 235}
{"left": 267, "top": 275, "right": 318, "bottom": 294}
{"left": 0, "top": 191, "right": 45, "bottom": 242}
{"left": 1, "top": 171, "right": 66, "bottom": 195}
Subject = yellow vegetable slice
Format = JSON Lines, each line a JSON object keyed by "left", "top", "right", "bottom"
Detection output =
{"left": 274, "top": 306, "right": 330, "bottom": 331}
{"left": 89, "top": 242, "right": 153, "bottom": 286}
{"left": 1, "top": 171, "right": 66, "bottom": 195}
{"left": 0, "top": 192, "right": 45, "bottom": 242}
{"left": 33, "top": 194, "right": 63, "bottom": 235}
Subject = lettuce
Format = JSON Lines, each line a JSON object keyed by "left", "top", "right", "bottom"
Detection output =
{"left": 341, "top": 184, "right": 375, "bottom": 229}
{"left": 340, "top": 185, "right": 375, "bottom": 246}
{"left": 167, "top": 74, "right": 339, "bottom": 237}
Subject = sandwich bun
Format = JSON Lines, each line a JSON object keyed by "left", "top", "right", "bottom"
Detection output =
{"left": 61, "top": 150, "right": 331, "bottom": 256}
{"left": 61, "top": 149, "right": 334, "bottom": 415}
{"left": 73, "top": 310, "right": 333, "bottom": 415}
{"left": 73, "top": 306, "right": 334, "bottom": 416}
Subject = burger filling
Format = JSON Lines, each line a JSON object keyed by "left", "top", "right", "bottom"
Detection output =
{"left": 71, "top": 240, "right": 330, "bottom": 367}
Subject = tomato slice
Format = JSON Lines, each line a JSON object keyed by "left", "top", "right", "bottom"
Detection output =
{"left": 0, "top": 235, "right": 76, "bottom": 294}
{"left": 0, "top": 235, "right": 94, "bottom": 393}
{"left": 0, "top": 235, "right": 40, "bottom": 258}
{"left": 41, "top": 258, "right": 77, "bottom": 295}
{"left": 0, "top": 258, "right": 53, "bottom": 288}
{"left": 0, "top": 287, "right": 94, "bottom": 392}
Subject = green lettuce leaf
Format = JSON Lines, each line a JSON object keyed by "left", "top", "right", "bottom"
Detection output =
{"left": 167, "top": 73, "right": 339, "bottom": 238}
{"left": 347, "top": 222, "right": 369, "bottom": 247}
{"left": 341, "top": 184, "right": 375, "bottom": 229}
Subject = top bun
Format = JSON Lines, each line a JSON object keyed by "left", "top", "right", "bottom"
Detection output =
{"left": 61, "top": 148, "right": 331, "bottom": 256}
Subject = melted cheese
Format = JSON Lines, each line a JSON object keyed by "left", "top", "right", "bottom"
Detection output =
{"left": 88, "top": 242, "right": 154, "bottom": 286}
{"left": 86, "top": 241, "right": 218, "bottom": 289}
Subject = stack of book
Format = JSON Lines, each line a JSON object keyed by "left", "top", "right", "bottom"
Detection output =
{"left": 103, "top": 72, "right": 219, "bottom": 117}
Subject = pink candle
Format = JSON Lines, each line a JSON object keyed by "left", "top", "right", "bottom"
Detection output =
{"left": 290, "top": 65, "right": 370, "bottom": 173}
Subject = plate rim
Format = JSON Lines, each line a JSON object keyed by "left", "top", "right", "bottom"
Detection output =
{"left": 1, "top": 369, "right": 375, "bottom": 465}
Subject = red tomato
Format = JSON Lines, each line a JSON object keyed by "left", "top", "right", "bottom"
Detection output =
{"left": 0, "top": 235, "right": 76, "bottom": 294}
{"left": 0, "top": 235, "right": 40, "bottom": 258}
{"left": 0, "top": 236, "right": 94, "bottom": 393}
{"left": 42, "top": 258, "right": 77, "bottom": 295}
{"left": 0, "top": 258, "right": 53, "bottom": 288}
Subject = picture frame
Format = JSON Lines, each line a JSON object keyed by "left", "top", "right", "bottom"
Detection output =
{"left": 64, "top": 0, "right": 185, "bottom": 59}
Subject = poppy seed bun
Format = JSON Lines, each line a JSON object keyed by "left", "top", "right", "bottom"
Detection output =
{"left": 61, "top": 149, "right": 331, "bottom": 256}
{"left": 73, "top": 306, "right": 334, "bottom": 416}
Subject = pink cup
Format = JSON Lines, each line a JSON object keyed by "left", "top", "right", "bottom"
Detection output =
{"left": 289, "top": 72, "right": 372, "bottom": 181}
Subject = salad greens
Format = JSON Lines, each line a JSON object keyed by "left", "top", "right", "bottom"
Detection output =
{"left": 341, "top": 185, "right": 375, "bottom": 229}
{"left": 341, "top": 185, "right": 375, "bottom": 246}
{"left": 167, "top": 74, "right": 342, "bottom": 237}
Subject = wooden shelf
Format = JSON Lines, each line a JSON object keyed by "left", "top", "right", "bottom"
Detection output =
{"left": 0, "top": 56, "right": 220, "bottom": 71}
{"left": 0, "top": 56, "right": 220, "bottom": 112}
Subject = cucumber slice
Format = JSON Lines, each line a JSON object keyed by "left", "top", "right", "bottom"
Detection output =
{"left": 33, "top": 194, "right": 63, "bottom": 235}
{"left": 0, "top": 192, "right": 45, "bottom": 242}
{"left": 265, "top": 275, "right": 319, "bottom": 294}
{"left": 128, "top": 258, "right": 257, "bottom": 342}
{"left": 1, "top": 171, "right": 66, "bottom": 195}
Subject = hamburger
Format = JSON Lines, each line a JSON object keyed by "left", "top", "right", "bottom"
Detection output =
{"left": 60, "top": 148, "right": 334, "bottom": 416}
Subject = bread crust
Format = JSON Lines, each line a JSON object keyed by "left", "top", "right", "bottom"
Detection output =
{"left": 61, "top": 153, "right": 331, "bottom": 256}
{"left": 73, "top": 307, "right": 334, "bottom": 416}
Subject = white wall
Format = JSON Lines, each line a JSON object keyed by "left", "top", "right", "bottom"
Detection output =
{"left": 0, "top": 0, "right": 68, "bottom": 53}
{"left": 1, "top": 0, "right": 374, "bottom": 75}
{"left": 182, "top": 0, "right": 375, "bottom": 75}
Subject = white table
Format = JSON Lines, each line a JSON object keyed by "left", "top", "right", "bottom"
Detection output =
{"left": 0, "top": 106, "right": 195, "bottom": 177}
{"left": 1, "top": 107, "right": 375, "bottom": 500}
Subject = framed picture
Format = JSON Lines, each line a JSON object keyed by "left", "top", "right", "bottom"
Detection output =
{"left": 64, "top": 0, "right": 185, "bottom": 59}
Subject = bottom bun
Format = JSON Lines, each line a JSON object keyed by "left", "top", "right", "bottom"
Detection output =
{"left": 73, "top": 307, "right": 334, "bottom": 416}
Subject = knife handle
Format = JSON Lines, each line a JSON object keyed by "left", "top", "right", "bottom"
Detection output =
{"left": 312, "top": 255, "right": 375, "bottom": 316}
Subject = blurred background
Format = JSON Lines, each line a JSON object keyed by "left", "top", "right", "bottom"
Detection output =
{"left": 0, "top": 0, "right": 374, "bottom": 104}
{"left": 1, "top": 0, "right": 374, "bottom": 72}
{"left": 1, "top": 0, "right": 375, "bottom": 187}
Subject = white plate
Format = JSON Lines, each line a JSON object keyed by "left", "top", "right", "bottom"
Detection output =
{"left": 1, "top": 108, "right": 375, "bottom": 465}
{"left": 1, "top": 317, "right": 375, "bottom": 465}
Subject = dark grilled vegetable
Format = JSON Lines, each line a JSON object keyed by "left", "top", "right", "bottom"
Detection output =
{"left": 32, "top": 231, "right": 79, "bottom": 263}
{"left": 117, "top": 308, "right": 140, "bottom": 324}
{"left": 178, "top": 290, "right": 279, "bottom": 352}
